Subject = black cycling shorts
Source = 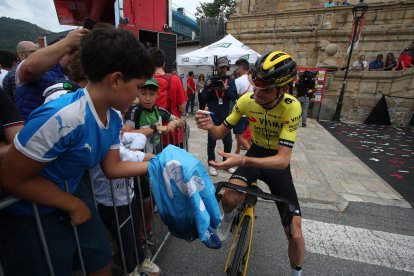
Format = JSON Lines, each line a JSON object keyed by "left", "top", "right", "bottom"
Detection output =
{"left": 230, "top": 143, "right": 301, "bottom": 226}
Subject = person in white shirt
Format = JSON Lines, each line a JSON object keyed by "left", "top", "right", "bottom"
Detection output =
{"left": 233, "top": 59, "right": 254, "bottom": 155}
{"left": 352, "top": 55, "right": 368, "bottom": 71}
{"left": 91, "top": 131, "right": 162, "bottom": 275}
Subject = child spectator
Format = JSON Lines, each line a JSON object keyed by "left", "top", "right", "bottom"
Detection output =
{"left": 368, "top": 54, "right": 384, "bottom": 71}
{"left": 123, "top": 77, "right": 185, "bottom": 250}
{"left": 384, "top": 52, "right": 397, "bottom": 71}
{"left": 396, "top": 49, "right": 413, "bottom": 71}
{"left": 91, "top": 131, "right": 161, "bottom": 275}
{"left": 123, "top": 78, "right": 185, "bottom": 152}
{"left": 0, "top": 24, "right": 154, "bottom": 275}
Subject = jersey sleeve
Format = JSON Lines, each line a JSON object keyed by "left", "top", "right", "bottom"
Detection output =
{"left": 124, "top": 105, "right": 139, "bottom": 129}
{"left": 224, "top": 93, "right": 249, "bottom": 129}
{"left": 278, "top": 97, "right": 302, "bottom": 148}
{"left": 158, "top": 107, "right": 173, "bottom": 122}
{"left": 14, "top": 105, "right": 73, "bottom": 162}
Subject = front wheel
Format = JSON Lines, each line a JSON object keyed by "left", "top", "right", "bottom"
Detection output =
{"left": 228, "top": 216, "right": 252, "bottom": 276}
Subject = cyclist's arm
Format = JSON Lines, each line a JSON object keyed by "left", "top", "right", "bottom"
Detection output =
{"left": 210, "top": 145, "right": 291, "bottom": 170}
{"left": 242, "top": 145, "right": 292, "bottom": 169}
{"left": 208, "top": 124, "right": 231, "bottom": 140}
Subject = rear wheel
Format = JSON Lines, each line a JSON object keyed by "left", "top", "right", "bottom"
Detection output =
{"left": 228, "top": 216, "right": 252, "bottom": 276}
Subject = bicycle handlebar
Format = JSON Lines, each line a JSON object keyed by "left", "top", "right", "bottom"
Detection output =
{"left": 214, "top": 181, "right": 296, "bottom": 214}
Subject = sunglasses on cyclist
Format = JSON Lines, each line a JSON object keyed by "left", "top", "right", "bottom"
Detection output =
{"left": 252, "top": 78, "right": 276, "bottom": 90}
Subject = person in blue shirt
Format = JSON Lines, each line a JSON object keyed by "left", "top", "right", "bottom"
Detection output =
{"left": 368, "top": 54, "right": 385, "bottom": 71}
{"left": 325, "top": 0, "right": 336, "bottom": 7}
{"left": 14, "top": 29, "right": 86, "bottom": 121}
{"left": 0, "top": 24, "right": 154, "bottom": 276}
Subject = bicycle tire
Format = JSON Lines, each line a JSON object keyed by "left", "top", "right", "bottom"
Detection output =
{"left": 228, "top": 216, "right": 251, "bottom": 276}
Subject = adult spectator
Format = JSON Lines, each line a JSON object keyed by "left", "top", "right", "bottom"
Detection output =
{"left": 2, "top": 41, "right": 39, "bottom": 101}
{"left": 197, "top": 74, "right": 206, "bottom": 110}
{"left": 352, "top": 55, "right": 368, "bottom": 71}
{"left": 185, "top": 71, "right": 196, "bottom": 115}
{"left": 14, "top": 28, "right": 88, "bottom": 120}
{"left": 0, "top": 51, "right": 18, "bottom": 88}
{"left": 396, "top": 49, "right": 413, "bottom": 71}
{"left": 233, "top": 59, "right": 253, "bottom": 154}
{"left": 368, "top": 54, "right": 384, "bottom": 71}
{"left": 296, "top": 71, "right": 317, "bottom": 127}
{"left": 0, "top": 89, "right": 24, "bottom": 165}
{"left": 42, "top": 51, "right": 87, "bottom": 104}
{"left": 324, "top": 0, "right": 336, "bottom": 7}
{"left": 383, "top": 52, "right": 397, "bottom": 71}
{"left": 202, "top": 57, "right": 237, "bottom": 176}
{"left": 150, "top": 48, "right": 187, "bottom": 147}
{"left": 406, "top": 41, "right": 414, "bottom": 65}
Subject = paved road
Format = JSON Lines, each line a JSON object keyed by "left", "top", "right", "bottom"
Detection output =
{"left": 155, "top": 201, "right": 414, "bottom": 276}
{"left": 185, "top": 115, "right": 411, "bottom": 210}
{"left": 150, "top": 115, "right": 414, "bottom": 275}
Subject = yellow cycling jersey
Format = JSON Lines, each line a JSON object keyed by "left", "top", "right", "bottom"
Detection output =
{"left": 224, "top": 92, "right": 302, "bottom": 150}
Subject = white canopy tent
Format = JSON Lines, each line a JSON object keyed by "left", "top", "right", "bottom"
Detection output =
{"left": 177, "top": 34, "right": 261, "bottom": 67}
{"left": 177, "top": 35, "right": 261, "bottom": 91}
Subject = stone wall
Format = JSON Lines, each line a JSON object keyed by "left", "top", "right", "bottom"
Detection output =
{"left": 230, "top": 1, "right": 414, "bottom": 67}
{"left": 318, "top": 68, "right": 414, "bottom": 125}
{"left": 229, "top": 0, "right": 414, "bottom": 125}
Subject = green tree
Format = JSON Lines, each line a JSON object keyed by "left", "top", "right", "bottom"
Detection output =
{"left": 195, "top": 0, "right": 237, "bottom": 22}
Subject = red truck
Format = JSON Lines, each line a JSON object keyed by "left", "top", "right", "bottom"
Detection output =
{"left": 53, "top": 0, "right": 177, "bottom": 71}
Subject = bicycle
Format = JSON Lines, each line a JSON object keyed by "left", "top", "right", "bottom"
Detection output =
{"left": 214, "top": 181, "right": 296, "bottom": 276}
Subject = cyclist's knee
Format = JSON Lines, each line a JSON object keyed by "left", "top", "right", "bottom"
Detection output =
{"left": 222, "top": 189, "right": 243, "bottom": 210}
{"left": 222, "top": 179, "right": 247, "bottom": 210}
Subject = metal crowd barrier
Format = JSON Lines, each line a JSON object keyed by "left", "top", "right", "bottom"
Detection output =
{"left": 0, "top": 123, "right": 189, "bottom": 276}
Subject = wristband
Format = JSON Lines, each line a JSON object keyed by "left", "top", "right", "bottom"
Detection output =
{"left": 150, "top": 124, "right": 157, "bottom": 133}
{"left": 241, "top": 156, "right": 246, "bottom": 166}
{"left": 174, "top": 120, "right": 179, "bottom": 127}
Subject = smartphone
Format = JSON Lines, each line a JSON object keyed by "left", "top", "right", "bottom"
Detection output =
{"left": 83, "top": 17, "right": 96, "bottom": 30}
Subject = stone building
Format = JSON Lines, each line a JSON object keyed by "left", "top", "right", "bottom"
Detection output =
{"left": 227, "top": 0, "right": 414, "bottom": 125}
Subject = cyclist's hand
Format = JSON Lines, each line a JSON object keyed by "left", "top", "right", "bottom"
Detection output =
{"left": 209, "top": 151, "right": 243, "bottom": 169}
{"left": 195, "top": 109, "right": 214, "bottom": 130}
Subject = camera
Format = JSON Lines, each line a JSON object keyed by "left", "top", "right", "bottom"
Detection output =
{"left": 210, "top": 75, "right": 230, "bottom": 88}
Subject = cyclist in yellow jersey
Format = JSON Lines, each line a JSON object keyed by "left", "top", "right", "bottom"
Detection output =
{"left": 195, "top": 51, "right": 305, "bottom": 276}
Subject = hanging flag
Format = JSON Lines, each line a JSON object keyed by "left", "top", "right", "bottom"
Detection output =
{"left": 346, "top": 12, "right": 367, "bottom": 55}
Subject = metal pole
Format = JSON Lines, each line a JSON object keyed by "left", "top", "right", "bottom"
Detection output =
{"left": 333, "top": 16, "right": 361, "bottom": 122}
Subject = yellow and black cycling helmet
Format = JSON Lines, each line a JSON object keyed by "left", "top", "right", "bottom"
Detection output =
{"left": 252, "top": 51, "right": 297, "bottom": 88}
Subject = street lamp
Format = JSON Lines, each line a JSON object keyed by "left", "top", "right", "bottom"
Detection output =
{"left": 333, "top": 0, "right": 368, "bottom": 122}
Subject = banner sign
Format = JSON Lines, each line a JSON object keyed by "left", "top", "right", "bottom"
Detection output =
{"left": 296, "top": 67, "right": 327, "bottom": 103}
